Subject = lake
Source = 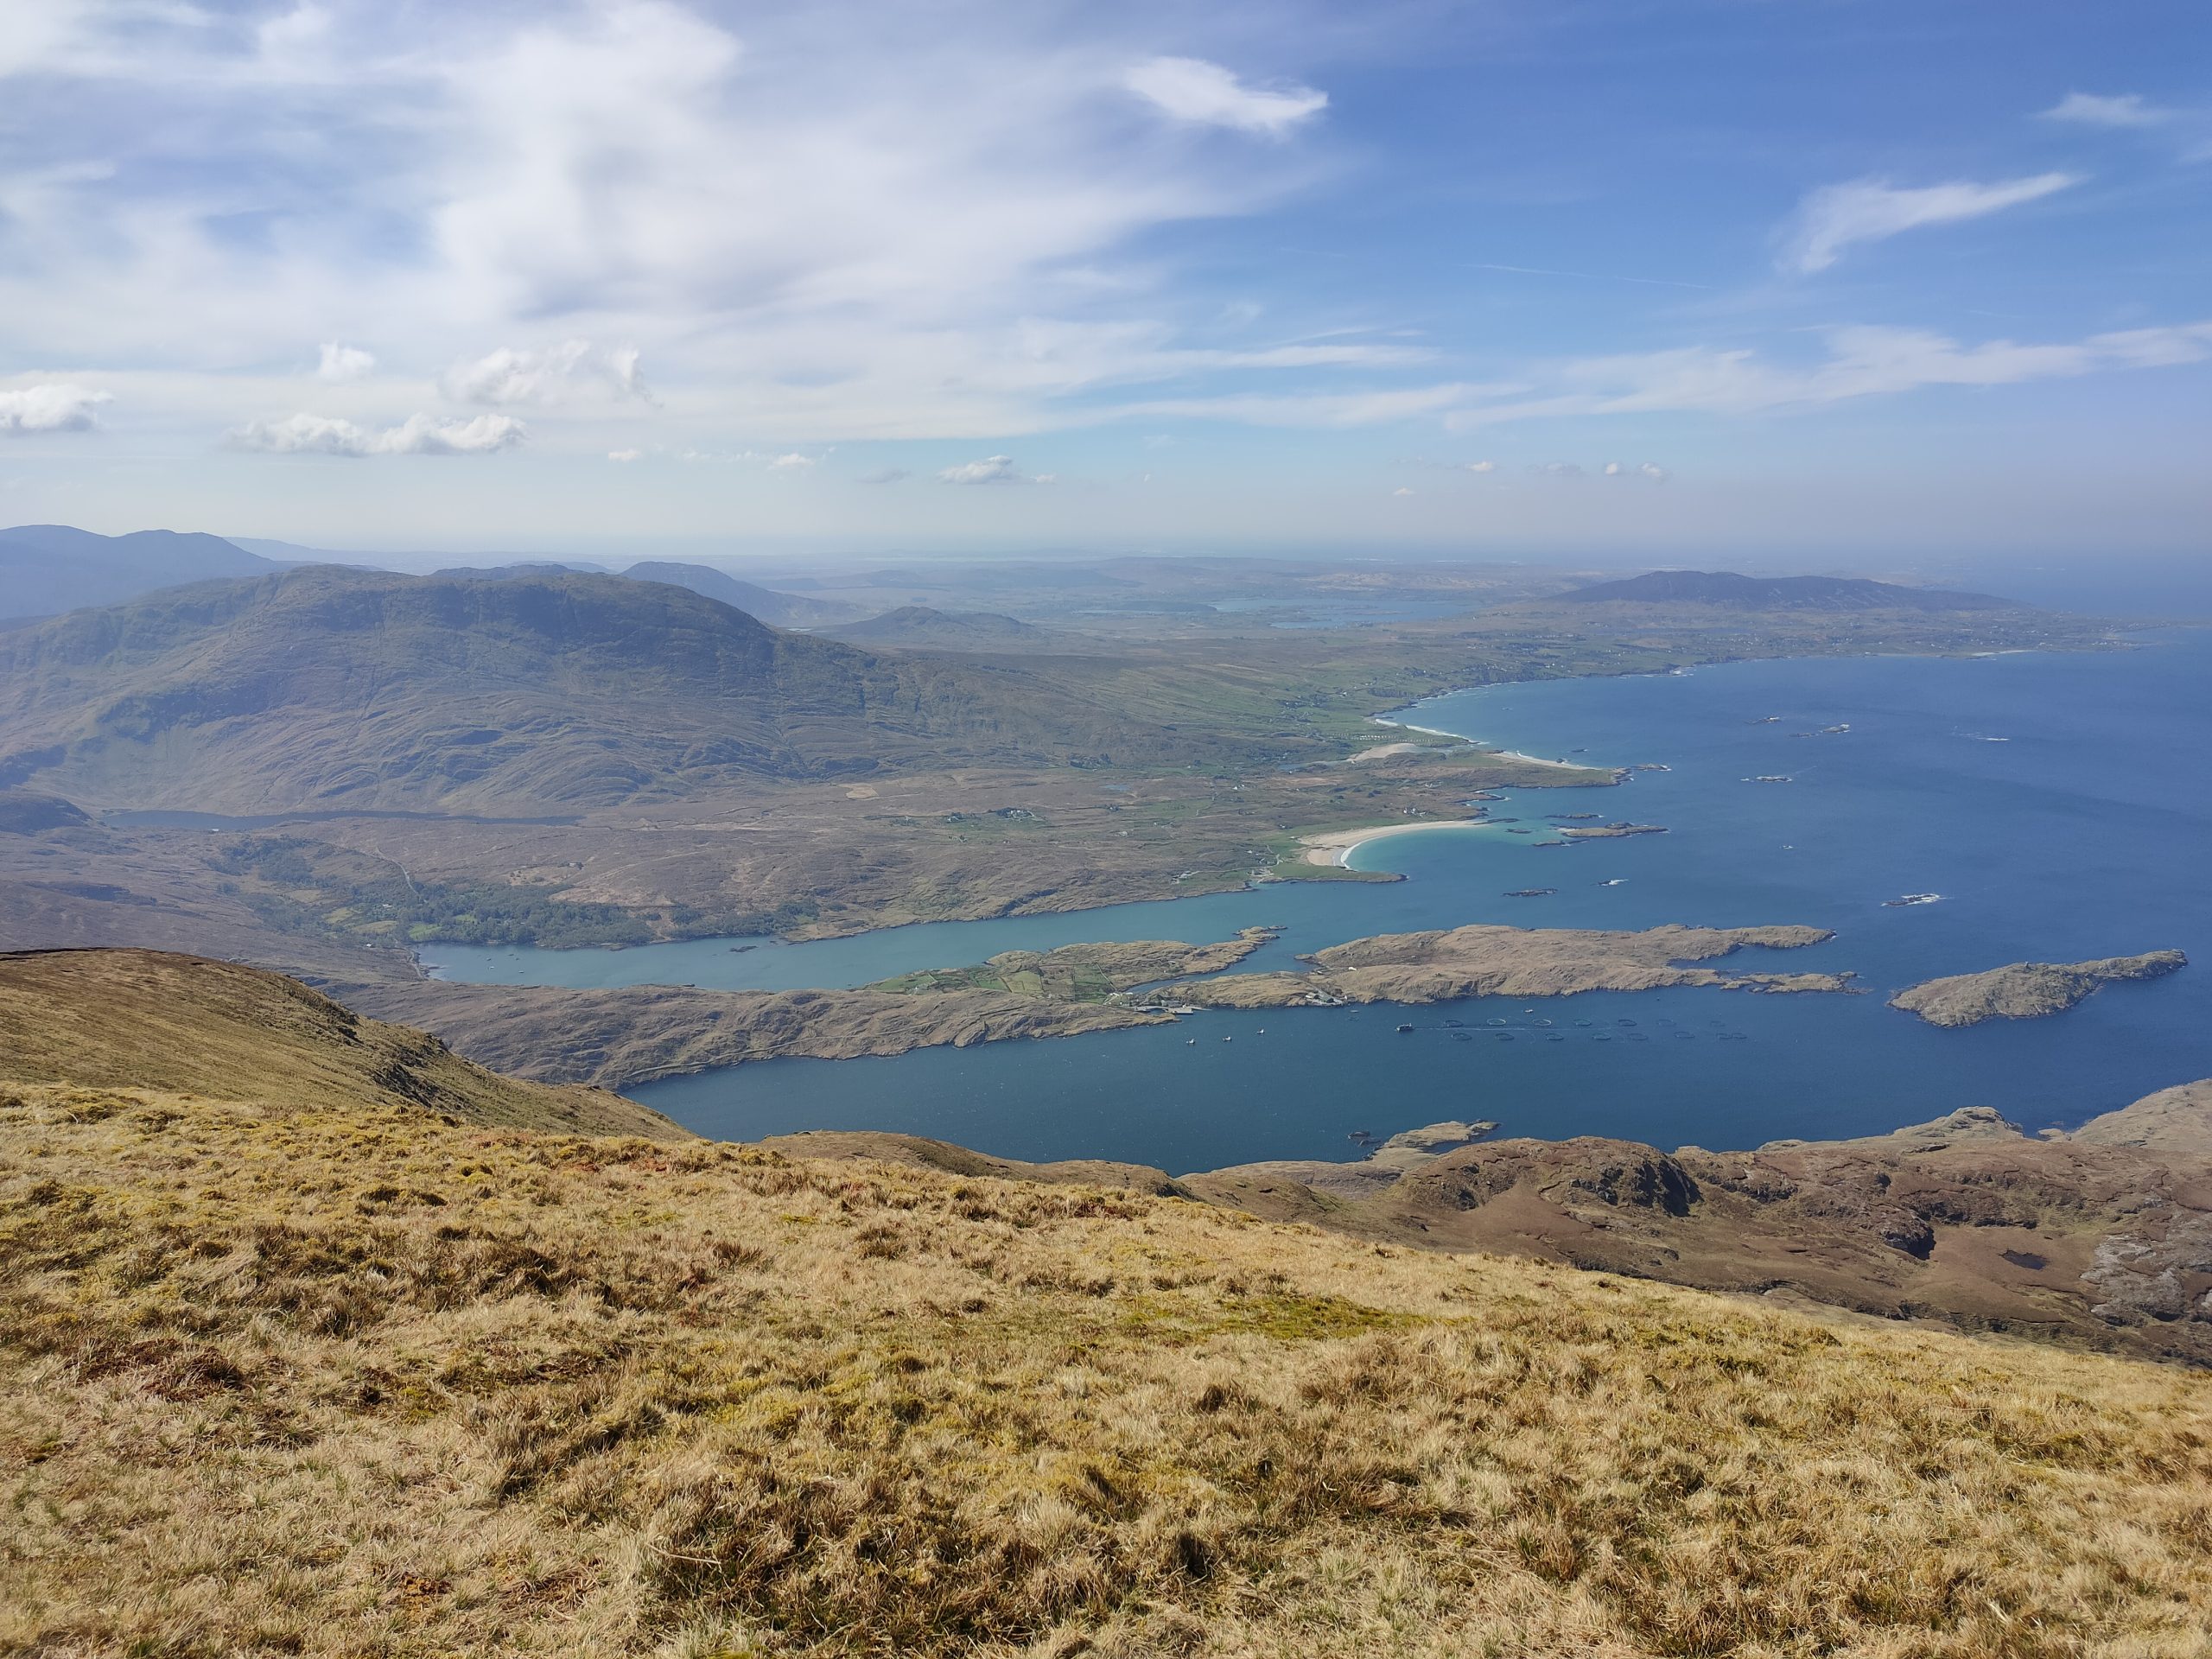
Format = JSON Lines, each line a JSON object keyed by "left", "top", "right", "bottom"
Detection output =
{"left": 428, "top": 631, "right": 2212, "bottom": 1172}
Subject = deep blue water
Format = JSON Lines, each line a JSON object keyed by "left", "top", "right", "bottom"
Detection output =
{"left": 441, "top": 632, "right": 2212, "bottom": 1172}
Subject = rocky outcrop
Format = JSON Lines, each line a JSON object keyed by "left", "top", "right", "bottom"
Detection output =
{"left": 1182, "top": 1090, "right": 2212, "bottom": 1366}
{"left": 1890, "top": 950, "right": 2186, "bottom": 1027}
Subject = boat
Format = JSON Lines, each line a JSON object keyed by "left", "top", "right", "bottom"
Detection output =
{"left": 1395, "top": 1023, "right": 1414, "bottom": 1033}
{"left": 1883, "top": 893, "right": 1943, "bottom": 907}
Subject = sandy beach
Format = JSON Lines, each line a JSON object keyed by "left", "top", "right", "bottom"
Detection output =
{"left": 1372, "top": 716, "right": 1591, "bottom": 773}
{"left": 1300, "top": 817, "right": 1492, "bottom": 868}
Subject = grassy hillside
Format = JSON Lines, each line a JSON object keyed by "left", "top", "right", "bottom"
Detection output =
{"left": 3, "top": 950, "right": 2211, "bottom": 1656}
{"left": 0, "top": 948, "right": 681, "bottom": 1137}
{"left": 0, "top": 568, "right": 1214, "bottom": 811}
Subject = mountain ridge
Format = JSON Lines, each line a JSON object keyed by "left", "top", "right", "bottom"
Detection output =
{"left": 0, "top": 524, "right": 281, "bottom": 620}
{"left": 1565, "top": 569, "right": 2017, "bottom": 611}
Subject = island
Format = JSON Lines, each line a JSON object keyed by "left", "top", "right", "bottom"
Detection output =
{"left": 1888, "top": 950, "right": 2187, "bottom": 1027}
{"left": 1559, "top": 821, "right": 1668, "bottom": 839}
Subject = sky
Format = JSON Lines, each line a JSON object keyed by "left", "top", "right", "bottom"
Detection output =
{"left": 0, "top": 0, "right": 2206, "bottom": 563}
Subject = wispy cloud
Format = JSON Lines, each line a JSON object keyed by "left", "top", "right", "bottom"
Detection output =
{"left": 0, "top": 382, "right": 111, "bottom": 435}
{"left": 1115, "top": 383, "right": 1490, "bottom": 429}
{"left": 1124, "top": 56, "right": 1325, "bottom": 136}
{"left": 1447, "top": 320, "right": 2212, "bottom": 427}
{"left": 1473, "top": 262, "right": 1713, "bottom": 292}
{"left": 1779, "top": 174, "right": 2080, "bottom": 273}
{"left": 2041, "top": 92, "right": 2173, "bottom": 129}
{"left": 229, "top": 411, "right": 529, "bottom": 456}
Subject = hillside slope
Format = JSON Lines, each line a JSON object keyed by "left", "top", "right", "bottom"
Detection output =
{"left": 824, "top": 605, "right": 1067, "bottom": 650}
{"left": 2, "top": 950, "right": 2210, "bottom": 1656}
{"left": 0, "top": 948, "right": 680, "bottom": 1136}
{"left": 0, "top": 524, "right": 279, "bottom": 620}
{"left": 0, "top": 568, "right": 1190, "bottom": 811}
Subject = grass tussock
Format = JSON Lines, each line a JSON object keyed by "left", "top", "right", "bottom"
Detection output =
{"left": 4, "top": 1080, "right": 2212, "bottom": 1658}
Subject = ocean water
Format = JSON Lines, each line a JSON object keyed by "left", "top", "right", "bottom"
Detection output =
{"left": 442, "top": 632, "right": 2212, "bottom": 1172}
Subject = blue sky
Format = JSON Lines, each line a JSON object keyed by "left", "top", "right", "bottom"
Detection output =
{"left": 0, "top": 0, "right": 2205, "bottom": 562}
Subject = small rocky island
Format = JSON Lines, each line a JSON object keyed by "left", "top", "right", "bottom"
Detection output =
{"left": 1890, "top": 950, "right": 2187, "bottom": 1027}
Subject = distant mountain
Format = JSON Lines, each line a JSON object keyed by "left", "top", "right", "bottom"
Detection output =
{"left": 1563, "top": 570, "right": 2016, "bottom": 612}
{"left": 432, "top": 561, "right": 609, "bottom": 579}
{"left": 0, "top": 524, "right": 280, "bottom": 620}
{"left": 825, "top": 605, "right": 1061, "bottom": 649}
{"left": 0, "top": 568, "right": 1181, "bottom": 812}
{"left": 620, "top": 561, "right": 861, "bottom": 626}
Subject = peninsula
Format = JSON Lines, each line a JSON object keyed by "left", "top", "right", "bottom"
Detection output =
{"left": 1157, "top": 922, "right": 1850, "bottom": 1010}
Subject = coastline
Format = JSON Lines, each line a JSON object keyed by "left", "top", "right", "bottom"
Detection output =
{"left": 1300, "top": 817, "right": 1494, "bottom": 868}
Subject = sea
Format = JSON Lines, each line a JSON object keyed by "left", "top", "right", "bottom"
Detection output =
{"left": 423, "top": 628, "right": 2212, "bottom": 1173}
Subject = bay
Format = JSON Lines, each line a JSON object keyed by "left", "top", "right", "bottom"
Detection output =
{"left": 442, "top": 632, "right": 2212, "bottom": 1172}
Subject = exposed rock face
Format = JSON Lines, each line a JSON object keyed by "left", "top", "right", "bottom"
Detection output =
{"left": 1182, "top": 1090, "right": 2212, "bottom": 1366}
{"left": 1890, "top": 950, "right": 2187, "bottom": 1027}
{"left": 1162, "top": 922, "right": 1850, "bottom": 1008}
{"left": 2073, "top": 1080, "right": 2212, "bottom": 1154}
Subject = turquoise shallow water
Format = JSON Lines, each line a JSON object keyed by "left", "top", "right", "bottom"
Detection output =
{"left": 435, "top": 632, "right": 2212, "bottom": 1172}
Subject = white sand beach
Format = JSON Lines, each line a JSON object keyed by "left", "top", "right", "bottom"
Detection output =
{"left": 1300, "top": 817, "right": 1491, "bottom": 868}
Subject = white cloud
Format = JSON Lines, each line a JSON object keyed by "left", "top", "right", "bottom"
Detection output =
{"left": 860, "top": 467, "right": 910, "bottom": 484}
{"left": 1780, "top": 173, "right": 2080, "bottom": 273}
{"left": 608, "top": 448, "right": 643, "bottom": 462}
{"left": 0, "top": 382, "right": 111, "bottom": 435}
{"left": 442, "top": 340, "right": 652, "bottom": 406}
{"left": 229, "top": 411, "right": 528, "bottom": 456}
{"left": 768, "top": 452, "right": 817, "bottom": 470}
{"left": 1464, "top": 458, "right": 1495, "bottom": 473}
{"left": 2041, "top": 92, "right": 2171, "bottom": 129}
{"left": 938, "top": 454, "right": 1036, "bottom": 484}
{"left": 1639, "top": 461, "right": 1667, "bottom": 480}
{"left": 1124, "top": 56, "right": 1326, "bottom": 137}
{"left": 1391, "top": 486, "right": 1414, "bottom": 496}
{"left": 1602, "top": 461, "right": 1623, "bottom": 476}
{"left": 316, "top": 341, "right": 375, "bottom": 382}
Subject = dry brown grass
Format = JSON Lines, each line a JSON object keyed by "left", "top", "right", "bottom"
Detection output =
{"left": 5, "top": 1080, "right": 2212, "bottom": 1658}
